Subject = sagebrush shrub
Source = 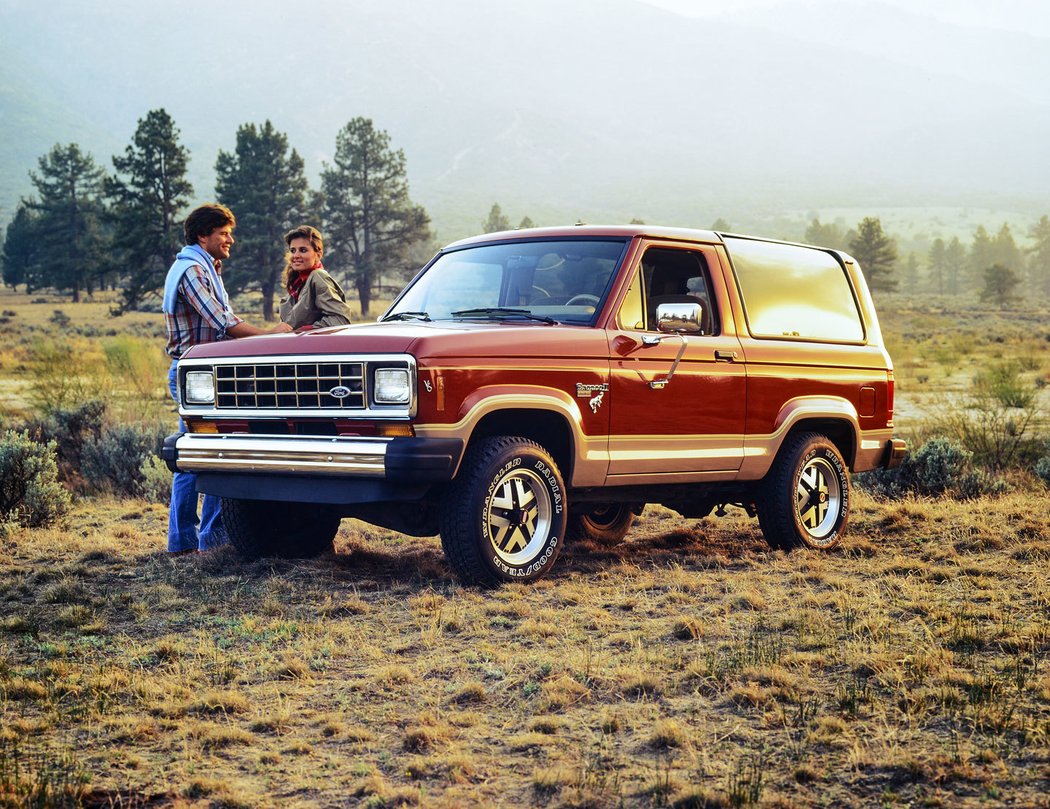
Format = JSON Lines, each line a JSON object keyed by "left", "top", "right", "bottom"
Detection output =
{"left": 0, "top": 430, "right": 71, "bottom": 532}
{"left": 859, "top": 437, "right": 1005, "bottom": 500}
{"left": 23, "top": 400, "right": 106, "bottom": 490}
{"left": 139, "top": 455, "right": 172, "bottom": 503}
{"left": 1035, "top": 455, "right": 1050, "bottom": 486}
{"left": 81, "top": 425, "right": 166, "bottom": 498}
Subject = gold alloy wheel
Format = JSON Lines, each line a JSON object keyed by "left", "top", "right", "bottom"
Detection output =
{"left": 484, "top": 466, "right": 554, "bottom": 565}
{"left": 795, "top": 455, "right": 842, "bottom": 544}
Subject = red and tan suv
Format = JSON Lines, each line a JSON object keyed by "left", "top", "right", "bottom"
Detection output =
{"left": 164, "top": 225, "right": 906, "bottom": 585}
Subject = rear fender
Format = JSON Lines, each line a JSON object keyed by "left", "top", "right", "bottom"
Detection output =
{"left": 740, "top": 396, "right": 860, "bottom": 477}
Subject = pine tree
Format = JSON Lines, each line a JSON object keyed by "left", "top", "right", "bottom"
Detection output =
{"left": 25, "top": 143, "right": 108, "bottom": 301}
{"left": 944, "top": 237, "right": 966, "bottom": 296}
{"left": 106, "top": 109, "right": 193, "bottom": 311}
{"left": 968, "top": 225, "right": 994, "bottom": 294}
{"left": 902, "top": 252, "right": 920, "bottom": 294}
{"left": 2, "top": 203, "right": 43, "bottom": 292}
{"left": 991, "top": 223, "right": 1022, "bottom": 275}
{"left": 518, "top": 216, "right": 536, "bottom": 229}
{"left": 320, "top": 118, "right": 430, "bottom": 316}
{"left": 216, "top": 121, "right": 310, "bottom": 321}
{"left": 1027, "top": 215, "right": 1050, "bottom": 297}
{"left": 483, "top": 203, "right": 511, "bottom": 233}
{"left": 983, "top": 263, "right": 1020, "bottom": 308}
{"left": 848, "top": 217, "right": 897, "bottom": 292}
{"left": 927, "top": 238, "right": 947, "bottom": 294}
{"left": 805, "top": 217, "right": 849, "bottom": 251}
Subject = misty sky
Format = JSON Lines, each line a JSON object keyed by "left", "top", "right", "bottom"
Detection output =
{"left": 1, "top": 0, "right": 1048, "bottom": 235}
{"left": 639, "top": 0, "right": 1050, "bottom": 38}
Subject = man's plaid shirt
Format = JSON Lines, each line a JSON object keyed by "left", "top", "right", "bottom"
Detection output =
{"left": 165, "top": 264, "right": 242, "bottom": 359}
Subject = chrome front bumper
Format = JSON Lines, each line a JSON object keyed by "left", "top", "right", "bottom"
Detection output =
{"left": 168, "top": 433, "right": 390, "bottom": 475}
{"left": 163, "top": 433, "right": 464, "bottom": 481}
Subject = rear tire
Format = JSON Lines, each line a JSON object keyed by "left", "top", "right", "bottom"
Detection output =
{"left": 757, "top": 432, "right": 850, "bottom": 551}
{"left": 566, "top": 503, "right": 641, "bottom": 546}
{"left": 221, "top": 498, "right": 340, "bottom": 560}
{"left": 439, "top": 436, "right": 566, "bottom": 586}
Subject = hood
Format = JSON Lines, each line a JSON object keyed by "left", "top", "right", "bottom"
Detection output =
{"left": 181, "top": 320, "right": 610, "bottom": 360}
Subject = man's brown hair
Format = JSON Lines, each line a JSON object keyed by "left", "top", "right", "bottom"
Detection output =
{"left": 184, "top": 203, "right": 236, "bottom": 245}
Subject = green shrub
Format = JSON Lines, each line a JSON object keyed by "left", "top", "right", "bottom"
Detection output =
{"left": 23, "top": 400, "right": 106, "bottom": 490}
{"left": 931, "top": 375, "right": 1041, "bottom": 471}
{"left": 81, "top": 424, "right": 166, "bottom": 498}
{"left": 975, "top": 361, "right": 1037, "bottom": 409}
{"left": 0, "top": 430, "right": 71, "bottom": 533}
{"left": 49, "top": 309, "right": 72, "bottom": 329}
{"left": 1036, "top": 455, "right": 1050, "bottom": 486}
{"left": 139, "top": 455, "right": 172, "bottom": 503}
{"left": 859, "top": 437, "right": 1006, "bottom": 500}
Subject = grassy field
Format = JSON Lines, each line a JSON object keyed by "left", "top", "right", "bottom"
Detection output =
{"left": 1, "top": 494, "right": 1048, "bottom": 807}
{"left": 0, "top": 290, "right": 1048, "bottom": 807}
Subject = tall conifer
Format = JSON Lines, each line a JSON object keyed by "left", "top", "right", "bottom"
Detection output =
{"left": 321, "top": 118, "right": 430, "bottom": 316}
{"left": 106, "top": 109, "right": 193, "bottom": 311}
{"left": 848, "top": 217, "right": 898, "bottom": 292}
{"left": 215, "top": 121, "right": 310, "bottom": 320}
{"left": 26, "top": 143, "right": 107, "bottom": 301}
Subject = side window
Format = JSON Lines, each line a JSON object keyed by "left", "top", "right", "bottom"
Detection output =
{"left": 638, "top": 247, "right": 718, "bottom": 334}
{"left": 725, "top": 238, "right": 864, "bottom": 342}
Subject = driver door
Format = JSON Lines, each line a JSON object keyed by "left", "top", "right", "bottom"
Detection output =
{"left": 605, "top": 243, "right": 746, "bottom": 482}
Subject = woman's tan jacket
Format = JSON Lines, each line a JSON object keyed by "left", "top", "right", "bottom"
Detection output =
{"left": 278, "top": 269, "right": 353, "bottom": 330}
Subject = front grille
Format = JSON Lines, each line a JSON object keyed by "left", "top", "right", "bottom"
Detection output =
{"left": 214, "top": 362, "right": 365, "bottom": 409}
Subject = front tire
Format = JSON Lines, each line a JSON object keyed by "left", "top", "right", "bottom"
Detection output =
{"left": 757, "top": 432, "right": 850, "bottom": 551}
{"left": 439, "top": 436, "right": 566, "bottom": 586}
{"left": 221, "top": 498, "right": 340, "bottom": 560}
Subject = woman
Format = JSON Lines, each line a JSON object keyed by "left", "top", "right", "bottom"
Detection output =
{"left": 278, "top": 225, "right": 353, "bottom": 331}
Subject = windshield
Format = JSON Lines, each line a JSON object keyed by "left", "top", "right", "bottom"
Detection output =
{"left": 386, "top": 239, "right": 628, "bottom": 324}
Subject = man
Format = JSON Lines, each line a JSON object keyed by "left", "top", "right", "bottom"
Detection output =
{"left": 163, "top": 203, "right": 292, "bottom": 554}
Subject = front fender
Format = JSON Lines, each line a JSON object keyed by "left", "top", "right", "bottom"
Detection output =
{"left": 414, "top": 385, "right": 606, "bottom": 486}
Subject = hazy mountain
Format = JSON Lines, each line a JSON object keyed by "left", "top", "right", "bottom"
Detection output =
{"left": 1, "top": 0, "right": 1047, "bottom": 240}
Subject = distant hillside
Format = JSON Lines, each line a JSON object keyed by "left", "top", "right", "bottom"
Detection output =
{"left": 1, "top": 0, "right": 1048, "bottom": 239}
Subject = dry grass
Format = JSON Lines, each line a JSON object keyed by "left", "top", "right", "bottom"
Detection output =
{"left": 0, "top": 490, "right": 1047, "bottom": 807}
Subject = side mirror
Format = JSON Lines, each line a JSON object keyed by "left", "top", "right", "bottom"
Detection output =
{"left": 656, "top": 301, "right": 703, "bottom": 334}
{"left": 641, "top": 301, "right": 703, "bottom": 390}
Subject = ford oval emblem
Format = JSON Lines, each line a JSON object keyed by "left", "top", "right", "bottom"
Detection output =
{"left": 329, "top": 385, "right": 352, "bottom": 399}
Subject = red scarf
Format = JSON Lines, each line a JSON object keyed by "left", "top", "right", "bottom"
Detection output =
{"left": 288, "top": 262, "right": 322, "bottom": 302}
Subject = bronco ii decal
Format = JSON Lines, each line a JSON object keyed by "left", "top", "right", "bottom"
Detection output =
{"left": 576, "top": 382, "right": 608, "bottom": 414}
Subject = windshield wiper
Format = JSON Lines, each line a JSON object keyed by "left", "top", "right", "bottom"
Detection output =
{"left": 382, "top": 311, "right": 431, "bottom": 322}
{"left": 451, "top": 307, "right": 557, "bottom": 324}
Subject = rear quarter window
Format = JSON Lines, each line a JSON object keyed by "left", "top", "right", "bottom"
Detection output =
{"left": 725, "top": 237, "right": 864, "bottom": 343}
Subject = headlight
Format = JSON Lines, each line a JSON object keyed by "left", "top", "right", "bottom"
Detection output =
{"left": 373, "top": 368, "right": 410, "bottom": 405}
{"left": 184, "top": 371, "right": 215, "bottom": 404}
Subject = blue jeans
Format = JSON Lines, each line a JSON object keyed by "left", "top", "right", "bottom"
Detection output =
{"left": 168, "top": 360, "right": 226, "bottom": 551}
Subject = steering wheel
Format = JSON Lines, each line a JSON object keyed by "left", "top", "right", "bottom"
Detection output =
{"left": 565, "top": 294, "right": 600, "bottom": 306}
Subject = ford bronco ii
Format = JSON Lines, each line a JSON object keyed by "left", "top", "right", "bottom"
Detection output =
{"left": 164, "top": 225, "right": 906, "bottom": 585}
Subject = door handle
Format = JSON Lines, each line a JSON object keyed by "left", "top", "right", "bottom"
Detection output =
{"left": 715, "top": 350, "right": 738, "bottom": 362}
